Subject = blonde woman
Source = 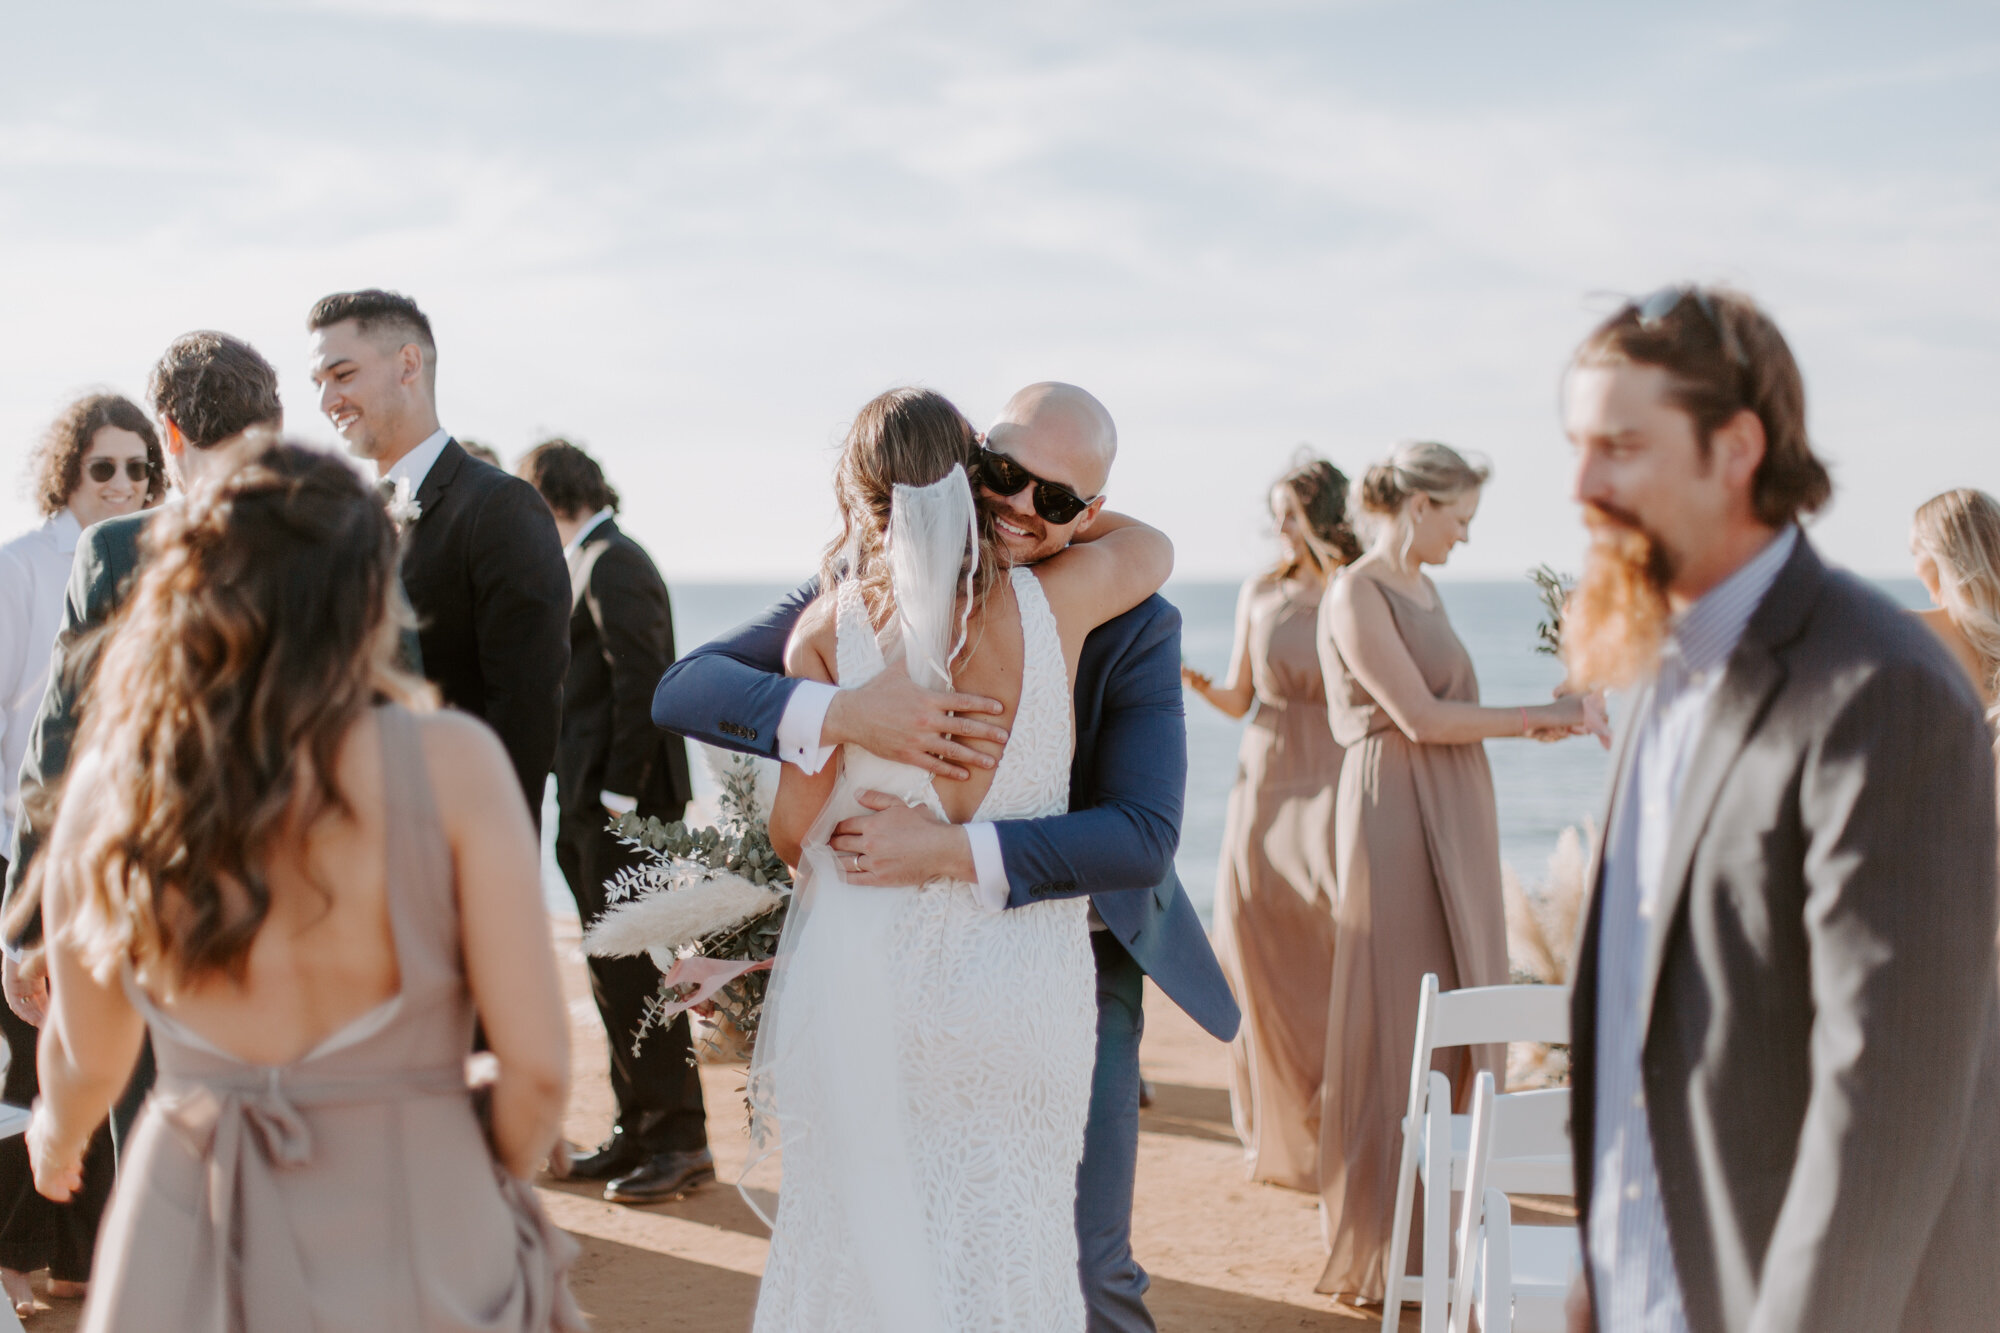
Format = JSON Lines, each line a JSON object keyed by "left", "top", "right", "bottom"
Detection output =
{"left": 1313, "top": 441, "right": 1605, "bottom": 1301}
{"left": 1911, "top": 488, "right": 2000, "bottom": 711}
{"left": 1183, "top": 455, "right": 1359, "bottom": 1192}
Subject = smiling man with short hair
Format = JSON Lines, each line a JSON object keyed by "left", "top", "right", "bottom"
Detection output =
{"left": 308, "top": 289, "right": 570, "bottom": 816}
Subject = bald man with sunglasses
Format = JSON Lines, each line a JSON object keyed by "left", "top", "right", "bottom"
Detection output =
{"left": 653, "top": 382, "right": 1236, "bottom": 1333}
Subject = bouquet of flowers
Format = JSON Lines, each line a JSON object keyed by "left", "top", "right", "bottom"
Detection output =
{"left": 583, "top": 753, "right": 791, "bottom": 1061}
{"left": 1528, "top": 564, "right": 1575, "bottom": 659}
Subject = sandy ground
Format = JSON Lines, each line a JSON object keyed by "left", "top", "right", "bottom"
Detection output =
{"left": 537, "top": 917, "right": 1443, "bottom": 1332}
{"left": 12, "top": 917, "right": 1569, "bottom": 1330}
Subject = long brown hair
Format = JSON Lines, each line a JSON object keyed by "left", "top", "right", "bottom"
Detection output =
{"left": 818, "top": 388, "right": 1008, "bottom": 646}
{"left": 39, "top": 442, "right": 431, "bottom": 989}
{"left": 1268, "top": 452, "right": 1360, "bottom": 581}
{"left": 1574, "top": 285, "right": 1831, "bottom": 528}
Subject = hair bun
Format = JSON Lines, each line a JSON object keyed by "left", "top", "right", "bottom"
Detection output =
{"left": 1359, "top": 463, "right": 1408, "bottom": 517}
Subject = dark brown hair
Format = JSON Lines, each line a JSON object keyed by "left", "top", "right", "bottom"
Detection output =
{"left": 820, "top": 388, "right": 1007, "bottom": 641}
{"left": 148, "top": 331, "right": 283, "bottom": 450}
{"left": 1575, "top": 286, "right": 1831, "bottom": 527}
{"left": 1269, "top": 452, "right": 1360, "bottom": 581}
{"left": 518, "top": 437, "right": 620, "bottom": 516}
{"left": 40, "top": 441, "right": 430, "bottom": 987}
{"left": 307, "top": 289, "right": 436, "bottom": 368}
{"left": 30, "top": 394, "right": 164, "bottom": 517}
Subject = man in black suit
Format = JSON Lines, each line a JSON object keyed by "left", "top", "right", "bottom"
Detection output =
{"left": 519, "top": 438, "right": 710, "bottom": 1204}
{"left": 307, "top": 290, "right": 570, "bottom": 814}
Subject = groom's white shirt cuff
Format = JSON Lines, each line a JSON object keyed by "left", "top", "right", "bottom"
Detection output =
{"left": 776, "top": 679, "right": 839, "bottom": 774}
{"left": 966, "top": 825, "right": 1009, "bottom": 913}
{"left": 779, "top": 679, "right": 1009, "bottom": 911}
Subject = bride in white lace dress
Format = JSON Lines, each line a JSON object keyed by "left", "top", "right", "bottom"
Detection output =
{"left": 750, "top": 389, "right": 1172, "bottom": 1333}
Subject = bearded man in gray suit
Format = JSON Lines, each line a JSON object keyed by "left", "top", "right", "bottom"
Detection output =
{"left": 1560, "top": 285, "right": 2000, "bottom": 1333}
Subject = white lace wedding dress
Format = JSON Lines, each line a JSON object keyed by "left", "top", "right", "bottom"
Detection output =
{"left": 750, "top": 544, "right": 1096, "bottom": 1332}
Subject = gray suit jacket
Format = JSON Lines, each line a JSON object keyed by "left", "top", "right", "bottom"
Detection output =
{"left": 1570, "top": 535, "right": 2000, "bottom": 1333}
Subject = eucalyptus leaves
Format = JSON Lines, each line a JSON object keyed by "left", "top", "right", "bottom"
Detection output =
{"left": 1529, "top": 564, "right": 1575, "bottom": 659}
{"left": 584, "top": 755, "right": 791, "bottom": 1062}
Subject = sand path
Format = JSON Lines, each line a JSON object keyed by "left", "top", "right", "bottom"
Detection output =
{"left": 19, "top": 918, "right": 1440, "bottom": 1330}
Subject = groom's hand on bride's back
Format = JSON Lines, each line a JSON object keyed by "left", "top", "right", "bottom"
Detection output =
{"left": 823, "top": 664, "right": 1009, "bottom": 782}
{"left": 830, "top": 792, "right": 977, "bottom": 886}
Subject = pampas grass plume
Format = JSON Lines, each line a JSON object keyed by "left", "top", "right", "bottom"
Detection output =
{"left": 585, "top": 870, "right": 784, "bottom": 962}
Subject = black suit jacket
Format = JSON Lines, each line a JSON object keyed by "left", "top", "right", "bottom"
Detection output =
{"left": 557, "top": 518, "right": 691, "bottom": 822}
{"left": 403, "top": 440, "right": 571, "bottom": 810}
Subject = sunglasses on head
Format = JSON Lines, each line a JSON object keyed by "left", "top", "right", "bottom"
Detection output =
{"left": 1634, "top": 284, "right": 1749, "bottom": 368}
{"left": 85, "top": 457, "right": 153, "bottom": 485}
{"left": 974, "top": 445, "right": 1098, "bottom": 526}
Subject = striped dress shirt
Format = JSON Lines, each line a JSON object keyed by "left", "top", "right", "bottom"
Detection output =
{"left": 1588, "top": 525, "right": 1797, "bottom": 1332}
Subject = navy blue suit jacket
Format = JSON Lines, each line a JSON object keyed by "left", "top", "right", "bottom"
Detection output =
{"left": 651, "top": 581, "right": 1239, "bottom": 1041}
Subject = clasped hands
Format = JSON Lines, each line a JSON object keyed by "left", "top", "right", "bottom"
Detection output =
{"left": 1529, "top": 687, "right": 1611, "bottom": 749}
{"left": 820, "top": 665, "right": 1006, "bottom": 886}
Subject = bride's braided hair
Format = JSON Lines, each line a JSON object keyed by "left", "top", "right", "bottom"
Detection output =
{"left": 820, "top": 388, "right": 1008, "bottom": 646}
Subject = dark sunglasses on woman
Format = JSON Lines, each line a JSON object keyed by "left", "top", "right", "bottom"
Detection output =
{"left": 974, "top": 445, "right": 1098, "bottom": 526}
{"left": 85, "top": 457, "right": 153, "bottom": 484}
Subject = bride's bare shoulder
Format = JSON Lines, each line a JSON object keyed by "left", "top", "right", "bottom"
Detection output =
{"left": 784, "top": 592, "right": 839, "bottom": 683}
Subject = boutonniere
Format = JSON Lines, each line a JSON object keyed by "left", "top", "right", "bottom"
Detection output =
{"left": 385, "top": 476, "right": 423, "bottom": 527}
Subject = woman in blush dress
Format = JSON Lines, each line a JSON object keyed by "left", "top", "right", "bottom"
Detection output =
{"left": 1313, "top": 441, "right": 1604, "bottom": 1301}
{"left": 26, "top": 443, "right": 582, "bottom": 1333}
{"left": 1183, "top": 454, "right": 1359, "bottom": 1191}
{"left": 1910, "top": 488, "right": 2000, "bottom": 713}
{"left": 0, "top": 394, "right": 163, "bottom": 1318}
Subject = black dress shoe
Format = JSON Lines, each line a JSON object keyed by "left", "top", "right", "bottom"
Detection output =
{"left": 565, "top": 1132, "right": 649, "bottom": 1182}
{"left": 1139, "top": 1079, "right": 1157, "bottom": 1109}
{"left": 605, "top": 1148, "right": 717, "bottom": 1204}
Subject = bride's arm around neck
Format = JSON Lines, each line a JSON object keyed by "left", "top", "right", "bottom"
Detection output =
{"left": 1033, "top": 510, "right": 1175, "bottom": 661}
{"left": 770, "top": 598, "right": 842, "bottom": 867}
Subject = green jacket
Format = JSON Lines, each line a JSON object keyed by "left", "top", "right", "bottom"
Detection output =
{"left": 2, "top": 510, "right": 150, "bottom": 952}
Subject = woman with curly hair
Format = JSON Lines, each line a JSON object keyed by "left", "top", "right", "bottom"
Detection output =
{"left": 0, "top": 391, "right": 160, "bottom": 1316}
{"left": 1182, "top": 453, "right": 1360, "bottom": 1191}
{"left": 25, "top": 442, "right": 580, "bottom": 1331}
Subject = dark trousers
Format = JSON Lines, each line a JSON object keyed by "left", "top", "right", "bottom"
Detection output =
{"left": 1078, "top": 929, "right": 1156, "bottom": 1333}
{"left": 0, "top": 847, "right": 119, "bottom": 1283}
{"left": 554, "top": 809, "right": 707, "bottom": 1155}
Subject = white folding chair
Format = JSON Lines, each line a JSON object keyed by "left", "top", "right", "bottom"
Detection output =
{"left": 1383, "top": 974, "right": 1571, "bottom": 1333}
{"left": 1449, "top": 1072, "right": 1578, "bottom": 1333}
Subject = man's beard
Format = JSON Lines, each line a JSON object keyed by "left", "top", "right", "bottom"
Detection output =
{"left": 1563, "top": 504, "right": 1676, "bottom": 692}
{"left": 979, "top": 495, "right": 1059, "bottom": 565}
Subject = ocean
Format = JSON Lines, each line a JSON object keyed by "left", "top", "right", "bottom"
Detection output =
{"left": 547, "top": 576, "right": 1931, "bottom": 922}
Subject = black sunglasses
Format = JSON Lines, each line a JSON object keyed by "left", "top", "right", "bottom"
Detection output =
{"left": 85, "top": 457, "right": 153, "bottom": 485}
{"left": 974, "top": 445, "right": 1098, "bottom": 526}
{"left": 1634, "top": 284, "right": 1748, "bottom": 368}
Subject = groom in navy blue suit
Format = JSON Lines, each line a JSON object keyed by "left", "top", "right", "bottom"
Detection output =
{"left": 653, "top": 383, "right": 1237, "bottom": 1332}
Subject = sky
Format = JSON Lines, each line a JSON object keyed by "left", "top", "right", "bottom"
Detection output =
{"left": 2, "top": 1, "right": 1996, "bottom": 581}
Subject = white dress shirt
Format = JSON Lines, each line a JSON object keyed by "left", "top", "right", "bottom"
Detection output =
{"left": 1589, "top": 524, "right": 1797, "bottom": 1332}
{"left": 384, "top": 426, "right": 452, "bottom": 494}
{"left": 777, "top": 680, "right": 1013, "bottom": 912}
{"left": 0, "top": 511, "right": 83, "bottom": 853}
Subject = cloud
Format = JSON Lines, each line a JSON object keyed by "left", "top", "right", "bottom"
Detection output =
{"left": 2, "top": 3, "right": 1995, "bottom": 582}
